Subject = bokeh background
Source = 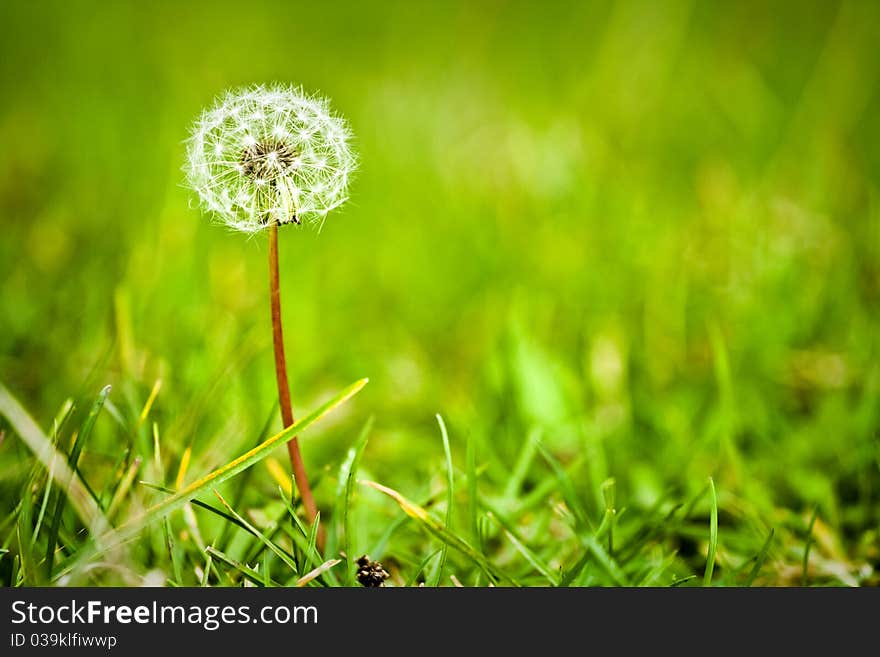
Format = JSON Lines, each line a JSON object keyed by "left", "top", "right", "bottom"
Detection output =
{"left": 1, "top": 0, "right": 878, "bottom": 584}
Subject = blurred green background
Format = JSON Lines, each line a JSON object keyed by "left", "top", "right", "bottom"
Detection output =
{"left": 1, "top": 0, "right": 879, "bottom": 584}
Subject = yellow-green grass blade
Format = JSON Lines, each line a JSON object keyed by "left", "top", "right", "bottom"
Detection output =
{"left": 277, "top": 496, "right": 320, "bottom": 568}
{"left": 744, "top": 528, "right": 775, "bottom": 587}
{"left": 103, "top": 378, "right": 368, "bottom": 547}
{"left": 405, "top": 548, "right": 442, "bottom": 587}
{"left": 580, "top": 533, "right": 629, "bottom": 586}
{"left": 802, "top": 507, "right": 819, "bottom": 586}
{"left": 106, "top": 457, "right": 142, "bottom": 521}
{"left": 428, "top": 413, "right": 454, "bottom": 587}
{"left": 703, "top": 477, "right": 718, "bottom": 587}
{"left": 338, "top": 416, "right": 373, "bottom": 586}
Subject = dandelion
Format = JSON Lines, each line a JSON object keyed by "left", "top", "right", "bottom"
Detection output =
{"left": 185, "top": 84, "right": 355, "bottom": 232}
{"left": 185, "top": 84, "right": 356, "bottom": 542}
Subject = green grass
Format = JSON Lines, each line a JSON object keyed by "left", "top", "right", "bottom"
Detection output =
{"left": 1, "top": 0, "right": 879, "bottom": 587}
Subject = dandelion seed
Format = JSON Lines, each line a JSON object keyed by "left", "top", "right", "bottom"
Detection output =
{"left": 185, "top": 83, "right": 356, "bottom": 231}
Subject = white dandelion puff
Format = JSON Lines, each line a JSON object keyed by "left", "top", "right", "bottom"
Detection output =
{"left": 185, "top": 83, "right": 356, "bottom": 233}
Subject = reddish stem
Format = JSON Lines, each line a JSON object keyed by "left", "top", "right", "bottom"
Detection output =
{"left": 268, "top": 222, "right": 321, "bottom": 542}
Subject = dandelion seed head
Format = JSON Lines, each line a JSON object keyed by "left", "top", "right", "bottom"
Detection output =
{"left": 185, "top": 83, "right": 356, "bottom": 232}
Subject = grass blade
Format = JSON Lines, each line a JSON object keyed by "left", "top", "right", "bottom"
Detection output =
{"left": 163, "top": 515, "right": 182, "bottom": 586}
{"left": 277, "top": 487, "right": 326, "bottom": 572}
{"left": 580, "top": 534, "right": 629, "bottom": 586}
{"left": 405, "top": 549, "right": 442, "bottom": 587}
{"left": 428, "top": 414, "right": 454, "bottom": 587}
{"left": 802, "top": 507, "right": 819, "bottom": 586}
{"left": 536, "top": 441, "right": 591, "bottom": 531}
{"left": 703, "top": 477, "right": 718, "bottom": 587}
{"left": 466, "top": 432, "right": 479, "bottom": 551}
{"left": 106, "top": 457, "right": 142, "bottom": 521}
{"left": 306, "top": 511, "right": 321, "bottom": 564}
{"left": 744, "top": 528, "right": 775, "bottom": 587}
{"left": 502, "top": 427, "right": 540, "bottom": 502}
{"left": 200, "top": 551, "right": 213, "bottom": 587}
{"left": 338, "top": 416, "right": 373, "bottom": 586}
{"left": 560, "top": 550, "right": 591, "bottom": 587}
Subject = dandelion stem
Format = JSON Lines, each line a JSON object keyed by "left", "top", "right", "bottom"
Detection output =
{"left": 268, "top": 222, "right": 321, "bottom": 541}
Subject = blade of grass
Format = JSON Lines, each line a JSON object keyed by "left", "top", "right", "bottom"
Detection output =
{"left": 514, "top": 452, "right": 589, "bottom": 517}
{"left": 536, "top": 441, "right": 592, "bottom": 531}
{"left": 103, "top": 378, "right": 368, "bottom": 547}
{"left": 31, "top": 458, "right": 57, "bottom": 548}
{"left": 278, "top": 487, "right": 324, "bottom": 571}
{"left": 580, "top": 533, "right": 629, "bottom": 586}
{"left": 32, "top": 399, "right": 75, "bottom": 544}
{"left": 200, "top": 551, "right": 213, "bottom": 587}
{"left": 174, "top": 446, "right": 192, "bottom": 490}
{"left": 306, "top": 511, "right": 321, "bottom": 563}
{"left": 138, "top": 379, "right": 162, "bottom": 427}
{"left": 338, "top": 416, "right": 373, "bottom": 586}
{"left": 466, "top": 432, "right": 479, "bottom": 551}
{"left": 502, "top": 427, "right": 541, "bottom": 502}
{"left": 163, "top": 515, "right": 182, "bottom": 585}
{"left": 182, "top": 503, "right": 207, "bottom": 552}
{"left": 52, "top": 399, "right": 76, "bottom": 435}
{"left": 405, "top": 549, "right": 442, "bottom": 587}
{"left": 560, "top": 550, "right": 591, "bottom": 587}
{"left": 744, "top": 528, "right": 775, "bottom": 587}
{"left": 429, "top": 414, "right": 454, "bottom": 587}
{"left": 600, "top": 478, "right": 616, "bottom": 555}
{"left": 802, "top": 507, "right": 819, "bottom": 586}
{"left": 239, "top": 514, "right": 286, "bottom": 569}
{"left": 106, "top": 457, "right": 142, "bottom": 521}
{"left": 17, "top": 478, "right": 35, "bottom": 585}
{"left": 704, "top": 477, "right": 718, "bottom": 587}
{"left": 68, "top": 388, "right": 111, "bottom": 505}
{"left": 615, "top": 495, "right": 683, "bottom": 562}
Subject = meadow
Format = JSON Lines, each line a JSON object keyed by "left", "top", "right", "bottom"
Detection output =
{"left": 1, "top": 0, "right": 878, "bottom": 587}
